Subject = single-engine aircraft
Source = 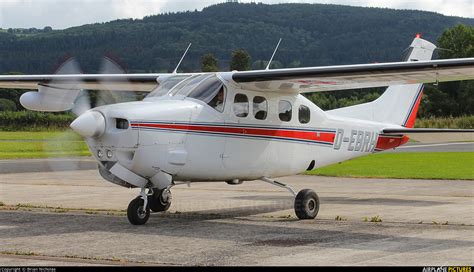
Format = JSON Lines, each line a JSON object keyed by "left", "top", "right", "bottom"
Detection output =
{"left": 1, "top": 36, "right": 473, "bottom": 225}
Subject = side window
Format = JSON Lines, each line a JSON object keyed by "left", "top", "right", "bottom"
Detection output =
{"left": 253, "top": 96, "right": 267, "bottom": 120}
{"left": 299, "top": 105, "right": 311, "bottom": 124}
{"left": 234, "top": 94, "right": 249, "bottom": 118}
{"left": 206, "top": 85, "right": 225, "bottom": 112}
{"left": 187, "top": 76, "right": 225, "bottom": 112}
{"left": 278, "top": 100, "right": 292, "bottom": 122}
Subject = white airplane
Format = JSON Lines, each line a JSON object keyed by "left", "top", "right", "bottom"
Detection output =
{"left": 1, "top": 36, "right": 473, "bottom": 225}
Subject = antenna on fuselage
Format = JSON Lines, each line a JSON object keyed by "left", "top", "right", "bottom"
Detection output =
{"left": 173, "top": 43, "right": 192, "bottom": 74}
{"left": 265, "top": 38, "right": 282, "bottom": 70}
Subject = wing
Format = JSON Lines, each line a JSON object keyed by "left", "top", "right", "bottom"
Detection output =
{"left": 0, "top": 74, "right": 165, "bottom": 92}
{"left": 228, "top": 58, "right": 474, "bottom": 93}
{"left": 0, "top": 73, "right": 195, "bottom": 112}
{"left": 382, "top": 128, "right": 474, "bottom": 143}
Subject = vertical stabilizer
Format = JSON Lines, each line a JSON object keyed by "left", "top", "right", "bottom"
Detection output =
{"left": 328, "top": 36, "right": 436, "bottom": 127}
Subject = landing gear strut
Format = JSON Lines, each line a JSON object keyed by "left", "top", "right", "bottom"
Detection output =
{"left": 127, "top": 187, "right": 173, "bottom": 225}
{"left": 260, "top": 177, "right": 320, "bottom": 220}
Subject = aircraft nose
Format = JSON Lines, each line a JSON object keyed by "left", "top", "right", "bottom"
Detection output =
{"left": 70, "top": 111, "right": 106, "bottom": 138}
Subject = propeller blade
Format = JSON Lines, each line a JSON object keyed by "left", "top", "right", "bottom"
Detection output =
{"left": 96, "top": 57, "right": 129, "bottom": 106}
{"left": 72, "top": 90, "right": 91, "bottom": 116}
{"left": 48, "top": 57, "right": 93, "bottom": 116}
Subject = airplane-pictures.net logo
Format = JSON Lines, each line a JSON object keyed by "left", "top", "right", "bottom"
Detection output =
{"left": 422, "top": 267, "right": 472, "bottom": 272}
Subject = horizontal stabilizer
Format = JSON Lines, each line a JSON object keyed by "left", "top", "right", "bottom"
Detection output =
{"left": 382, "top": 128, "right": 474, "bottom": 143}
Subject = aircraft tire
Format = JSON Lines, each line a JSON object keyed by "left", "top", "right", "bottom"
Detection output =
{"left": 127, "top": 197, "right": 150, "bottom": 225}
{"left": 294, "top": 189, "right": 319, "bottom": 220}
{"left": 148, "top": 189, "right": 171, "bottom": 212}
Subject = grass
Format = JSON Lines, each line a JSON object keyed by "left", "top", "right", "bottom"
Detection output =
{"left": 306, "top": 152, "right": 474, "bottom": 180}
{"left": 0, "top": 130, "right": 90, "bottom": 159}
{"left": 415, "top": 115, "right": 474, "bottom": 129}
{"left": 363, "top": 215, "right": 382, "bottom": 223}
{"left": 1, "top": 203, "right": 126, "bottom": 215}
{"left": 0, "top": 131, "right": 82, "bottom": 141}
{"left": 0, "top": 250, "right": 128, "bottom": 264}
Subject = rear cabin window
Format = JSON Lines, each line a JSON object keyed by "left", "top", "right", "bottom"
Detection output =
{"left": 299, "top": 105, "right": 310, "bottom": 124}
{"left": 234, "top": 94, "right": 249, "bottom": 118}
{"left": 253, "top": 96, "right": 267, "bottom": 120}
{"left": 279, "top": 100, "right": 292, "bottom": 122}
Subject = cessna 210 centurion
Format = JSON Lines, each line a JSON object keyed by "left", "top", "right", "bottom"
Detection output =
{"left": 1, "top": 36, "right": 473, "bottom": 225}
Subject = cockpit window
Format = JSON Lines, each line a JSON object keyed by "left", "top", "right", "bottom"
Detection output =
{"left": 188, "top": 76, "right": 225, "bottom": 112}
{"left": 146, "top": 75, "right": 190, "bottom": 98}
{"left": 147, "top": 74, "right": 226, "bottom": 112}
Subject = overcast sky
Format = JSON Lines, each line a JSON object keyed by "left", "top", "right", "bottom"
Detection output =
{"left": 0, "top": 0, "right": 472, "bottom": 29}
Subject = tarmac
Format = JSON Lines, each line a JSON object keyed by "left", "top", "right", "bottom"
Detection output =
{"left": 0, "top": 167, "right": 473, "bottom": 266}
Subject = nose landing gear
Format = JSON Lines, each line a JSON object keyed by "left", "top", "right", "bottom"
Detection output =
{"left": 127, "top": 187, "right": 173, "bottom": 225}
{"left": 127, "top": 188, "right": 150, "bottom": 225}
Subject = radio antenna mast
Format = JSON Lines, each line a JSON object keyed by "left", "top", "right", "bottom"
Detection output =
{"left": 173, "top": 43, "right": 192, "bottom": 74}
{"left": 265, "top": 38, "right": 282, "bottom": 70}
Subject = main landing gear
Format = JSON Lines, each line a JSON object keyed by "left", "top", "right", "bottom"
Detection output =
{"left": 260, "top": 177, "right": 320, "bottom": 220}
{"left": 127, "top": 187, "right": 172, "bottom": 225}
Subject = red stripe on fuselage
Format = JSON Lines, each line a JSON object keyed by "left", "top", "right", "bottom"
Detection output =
{"left": 132, "top": 123, "right": 336, "bottom": 144}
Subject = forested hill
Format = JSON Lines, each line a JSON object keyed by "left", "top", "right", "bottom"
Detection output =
{"left": 0, "top": 2, "right": 472, "bottom": 74}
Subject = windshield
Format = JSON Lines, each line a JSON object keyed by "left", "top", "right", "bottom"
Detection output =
{"left": 146, "top": 75, "right": 190, "bottom": 98}
{"left": 168, "top": 74, "right": 211, "bottom": 97}
{"left": 146, "top": 73, "right": 226, "bottom": 112}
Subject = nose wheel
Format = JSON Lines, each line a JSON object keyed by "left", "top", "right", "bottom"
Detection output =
{"left": 127, "top": 195, "right": 150, "bottom": 225}
{"left": 127, "top": 187, "right": 173, "bottom": 225}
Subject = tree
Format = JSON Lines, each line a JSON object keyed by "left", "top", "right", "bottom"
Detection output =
{"left": 438, "top": 24, "right": 474, "bottom": 59}
{"left": 0, "top": 98, "right": 17, "bottom": 111}
{"left": 201, "top": 53, "right": 219, "bottom": 72}
{"left": 43, "top": 26, "right": 53, "bottom": 33}
{"left": 230, "top": 49, "right": 251, "bottom": 71}
{"left": 426, "top": 24, "right": 474, "bottom": 117}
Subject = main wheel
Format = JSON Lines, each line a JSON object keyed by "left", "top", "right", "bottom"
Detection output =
{"left": 294, "top": 189, "right": 319, "bottom": 220}
{"left": 127, "top": 197, "right": 150, "bottom": 225}
{"left": 148, "top": 189, "right": 171, "bottom": 212}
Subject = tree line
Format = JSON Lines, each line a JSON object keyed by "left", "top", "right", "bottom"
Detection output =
{"left": 0, "top": 3, "right": 473, "bottom": 117}
{"left": 198, "top": 24, "right": 474, "bottom": 117}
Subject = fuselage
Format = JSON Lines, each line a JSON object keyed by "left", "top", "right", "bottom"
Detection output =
{"left": 78, "top": 73, "right": 407, "bottom": 187}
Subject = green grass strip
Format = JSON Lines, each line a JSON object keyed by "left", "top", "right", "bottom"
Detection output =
{"left": 306, "top": 152, "right": 474, "bottom": 180}
{"left": 0, "top": 130, "right": 90, "bottom": 159}
{"left": 0, "top": 130, "right": 82, "bottom": 141}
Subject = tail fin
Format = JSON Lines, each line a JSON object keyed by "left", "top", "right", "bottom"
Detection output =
{"left": 328, "top": 36, "right": 436, "bottom": 128}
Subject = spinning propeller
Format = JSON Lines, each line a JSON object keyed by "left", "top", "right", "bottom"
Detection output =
{"left": 43, "top": 56, "right": 139, "bottom": 174}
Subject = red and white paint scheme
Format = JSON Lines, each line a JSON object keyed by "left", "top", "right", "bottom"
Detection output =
{"left": 1, "top": 37, "right": 473, "bottom": 224}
